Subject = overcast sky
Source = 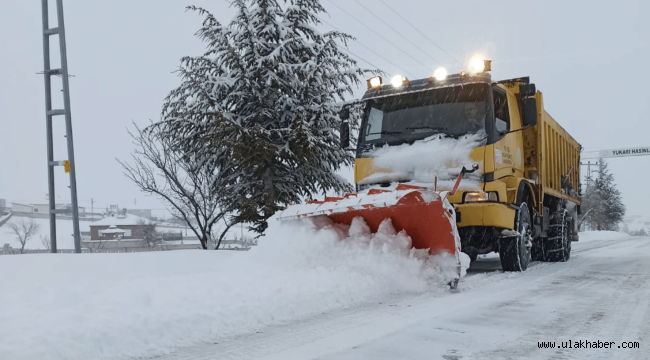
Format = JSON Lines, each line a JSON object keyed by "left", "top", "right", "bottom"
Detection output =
{"left": 1, "top": 0, "right": 648, "bottom": 218}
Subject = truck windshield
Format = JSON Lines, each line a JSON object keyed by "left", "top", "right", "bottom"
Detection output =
{"left": 359, "top": 83, "right": 490, "bottom": 149}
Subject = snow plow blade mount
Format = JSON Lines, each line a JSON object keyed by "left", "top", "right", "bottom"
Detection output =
{"left": 276, "top": 184, "right": 460, "bottom": 256}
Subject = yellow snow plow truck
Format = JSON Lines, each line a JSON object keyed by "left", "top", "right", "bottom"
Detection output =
{"left": 280, "top": 61, "right": 581, "bottom": 273}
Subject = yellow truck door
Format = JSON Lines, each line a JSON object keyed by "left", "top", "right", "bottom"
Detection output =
{"left": 491, "top": 88, "right": 524, "bottom": 180}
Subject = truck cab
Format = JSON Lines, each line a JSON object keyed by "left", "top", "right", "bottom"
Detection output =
{"left": 345, "top": 67, "right": 580, "bottom": 271}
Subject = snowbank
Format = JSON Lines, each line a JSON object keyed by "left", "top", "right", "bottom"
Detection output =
{"left": 578, "top": 231, "right": 630, "bottom": 242}
{"left": 0, "top": 212, "right": 12, "bottom": 227}
{"left": 0, "top": 217, "right": 460, "bottom": 360}
{"left": 621, "top": 214, "right": 650, "bottom": 234}
{"left": 361, "top": 132, "right": 486, "bottom": 190}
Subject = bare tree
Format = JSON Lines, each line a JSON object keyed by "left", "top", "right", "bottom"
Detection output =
{"left": 136, "top": 218, "right": 159, "bottom": 248}
{"left": 118, "top": 123, "right": 234, "bottom": 249}
{"left": 86, "top": 235, "right": 108, "bottom": 253}
{"left": 9, "top": 218, "right": 40, "bottom": 253}
{"left": 40, "top": 235, "right": 50, "bottom": 251}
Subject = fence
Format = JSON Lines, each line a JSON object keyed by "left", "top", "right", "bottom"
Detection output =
{"left": 213, "top": 238, "right": 259, "bottom": 248}
{"left": 0, "top": 247, "right": 178, "bottom": 255}
{"left": 0, "top": 240, "right": 255, "bottom": 255}
{"left": 161, "top": 231, "right": 184, "bottom": 241}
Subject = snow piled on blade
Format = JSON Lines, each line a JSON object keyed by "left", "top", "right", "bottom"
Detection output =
{"left": 0, "top": 218, "right": 459, "bottom": 360}
{"left": 361, "top": 131, "right": 486, "bottom": 189}
{"left": 277, "top": 216, "right": 462, "bottom": 288}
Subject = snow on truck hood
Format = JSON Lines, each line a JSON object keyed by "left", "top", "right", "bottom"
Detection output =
{"left": 357, "top": 131, "right": 486, "bottom": 188}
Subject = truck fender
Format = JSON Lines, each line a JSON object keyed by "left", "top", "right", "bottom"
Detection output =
{"left": 515, "top": 180, "right": 536, "bottom": 208}
{"left": 515, "top": 180, "right": 541, "bottom": 237}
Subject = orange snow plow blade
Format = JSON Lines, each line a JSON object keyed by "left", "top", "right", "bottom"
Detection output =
{"left": 276, "top": 184, "right": 460, "bottom": 256}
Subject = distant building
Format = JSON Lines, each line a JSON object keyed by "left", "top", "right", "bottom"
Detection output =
{"left": 11, "top": 203, "right": 38, "bottom": 214}
{"left": 102, "top": 205, "right": 152, "bottom": 220}
{"left": 126, "top": 209, "right": 152, "bottom": 219}
{"left": 10, "top": 202, "right": 85, "bottom": 216}
{"left": 31, "top": 204, "right": 51, "bottom": 214}
{"left": 59, "top": 204, "right": 86, "bottom": 216}
{"left": 89, "top": 213, "right": 154, "bottom": 240}
{"left": 0, "top": 199, "right": 7, "bottom": 214}
{"left": 104, "top": 204, "right": 124, "bottom": 217}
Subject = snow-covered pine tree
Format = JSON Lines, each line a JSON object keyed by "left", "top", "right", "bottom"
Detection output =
{"left": 579, "top": 186, "right": 602, "bottom": 231}
{"left": 581, "top": 159, "right": 626, "bottom": 231}
{"left": 158, "top": 0, "right": 375, "bottom": 234}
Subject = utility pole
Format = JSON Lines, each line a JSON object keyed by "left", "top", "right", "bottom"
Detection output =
{"left": 579, "top": 161, "right": 599, "bottom": 232}
{"left": 580, "top": 161, "right": 599, "bottom": 189}
{"left": 41, "top": 0, "right": 82, "bottom": 253}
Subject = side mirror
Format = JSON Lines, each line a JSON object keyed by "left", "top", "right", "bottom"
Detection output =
{"left": 519, "top": 83, "right": 536, "bottom": 97}
{"left": 339, "top": 105, "right": 351, "bottom": 149}
{"left": 521, "top": 98, "right": 537, "bottom": 127}
{"left": 519, "top": 84, "right": 537, "bottom": 127}
{"left": 340, "top": 121, "right": 350, "bottom": 149}
{"left": 339, "top": 106, "right": 350, "bottom": 121}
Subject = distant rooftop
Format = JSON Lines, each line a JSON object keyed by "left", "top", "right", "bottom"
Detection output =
{"left": 89, "top": 213, "right": 151, "bottom": 227}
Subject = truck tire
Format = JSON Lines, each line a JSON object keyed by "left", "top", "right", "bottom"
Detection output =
{"left": 545, "top": 209, "right": 571, "bottom": 262}
{"left": 499, "top": 202, "right": 532, "bottom": 271}
{"left": 531, "top": 241, "right": 544, "bottom": 261}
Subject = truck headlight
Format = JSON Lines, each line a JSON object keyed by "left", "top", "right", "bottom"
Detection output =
{"left": 468, "top": 55, "right": 492, "bottom": 74}
{"left": 367, "top": 76, "right": 382, "bottom": 89}
{"left": 391, "top": 75, "right": 409, "bottom": 88}
{"left": 469, "top": 55, "right": 485, "bottom": 73}
{"left": 463, "top": 191, "right": 498, "bottom": 203}
{"left": 433, "top": 67, "right": 448, "bottom": 81}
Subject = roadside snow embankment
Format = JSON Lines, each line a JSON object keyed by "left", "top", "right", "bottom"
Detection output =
{"left": 579, "top": 231, "right": 631, "bottom": 242}
{"left": 0, "top": 216, "right": 459, "bottom": 360}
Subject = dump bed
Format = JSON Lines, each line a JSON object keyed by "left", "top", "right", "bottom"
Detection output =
{"left": 522, "top": 93, "right": 581, "bottom": 206}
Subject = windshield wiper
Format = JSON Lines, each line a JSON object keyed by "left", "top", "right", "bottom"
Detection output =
{"left": 405, "top": 126, "right": 448, "bottom": 132}
{"left": 365, "top": 131, "right": 408, "bottom": 142}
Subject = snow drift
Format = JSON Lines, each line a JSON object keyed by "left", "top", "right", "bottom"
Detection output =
{"left": 0, "top": 217, "right": 462, "bottom": 360}
{"left": 579, "top": 231, "right": 631, "bottom": 242}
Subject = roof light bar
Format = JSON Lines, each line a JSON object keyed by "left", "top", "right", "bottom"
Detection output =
{"left": 367, "top": 76, "right": 382, "bottom": 89}
{"left": 432, "top": 67, "right": 448, "bottom": 81}
{"left": 391, "top": 75, "right": 409, "bottom": 88}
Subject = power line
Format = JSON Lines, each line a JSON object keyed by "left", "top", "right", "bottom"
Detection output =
{"left": 216, "top": 0, "right": 415, "bottom": 75}
{"left": 221, "top": 0, "right": 402, "bottom": 76}
{"left": 323, "top": 0, "right": 432, "bottom": 74}
{"left": 317, "top": 16, "right": 411, "bottom": 76}
{"left": 352, "top": 0, "right": 439, "bottom": 65}
{"left": 316, "top": 17, "right": 381, "bottom": 70}
{"left": 339, "top": 47, "right": 382, "bottom": 73}
{"left": 378, "top": 0, "right": 462, "bottom": 66}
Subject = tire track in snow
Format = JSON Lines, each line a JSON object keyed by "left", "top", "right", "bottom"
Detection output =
{"left": 586, "top": 261, "right": 650, "bottom": 360}
{"left": 474, "top": 237, "right": 650, "bottom": 360}
{"left": 149, "top": 253, "right": 577, "bottom": 360}
{"left": 142, "top": 237, "right": 649, "bottom": 360}
{"left": 140, "top": 292, "right": 446, "bottom": 360}
{"left": 462, "top": 236, "right": 631, "bottom": 279}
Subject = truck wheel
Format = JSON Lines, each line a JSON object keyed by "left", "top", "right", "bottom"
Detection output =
{"left": 545, "top": 209, "right": 571, "bottom": 262}
{"left": 531, "top": 240, "right": 544, "bottom": 261}
{"left": 499, "top": 202, "right": 532, "bottom": 271}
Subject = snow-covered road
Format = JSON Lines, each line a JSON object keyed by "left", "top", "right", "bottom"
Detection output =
{"left": 154, "top": 235, "right": 649, "bottom": 360}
